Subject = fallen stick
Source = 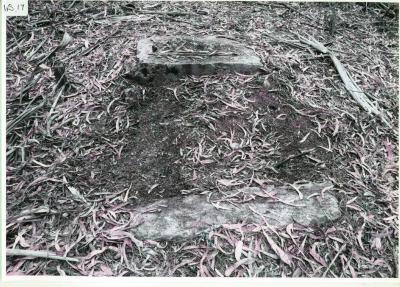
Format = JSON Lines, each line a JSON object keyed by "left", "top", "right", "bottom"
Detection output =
{"left": 322, "top": 243, "right": 347, "bottom": 277}
{"left": 274, "top": 149, "right": 314, "bottom": 168}
{"left": 6, "top": 100, "right": 45, "bottom": 135}
{"left": 6, "top": 248, "right": 80, "bottom": 263}
{"left": 294, "top": 34, "right": 391, "bottom": 128}
{"left": 139, "top": 10, "right": 194, "bottom": 17}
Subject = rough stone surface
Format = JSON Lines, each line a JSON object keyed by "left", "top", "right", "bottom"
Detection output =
{"left": 133, "top": 36, "right": 263, "bottom": 85}
{"left": 131, "top": 182, "right": 341, "bottom": 241}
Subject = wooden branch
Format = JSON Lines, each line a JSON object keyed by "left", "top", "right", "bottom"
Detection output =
{"left": 139, "top": 10, "right": 194, "bottom": 17}
{"left": 6, "top": 248, "right": 80, "bottom": 263}
{"left": 275, "top": 149, "right": 314, "bottom": 169}
{"left": 294, "top": 34, "right": 391, "bottom": 128}
{"left": 322, "top": 244, "right": 347, "bottom": 277}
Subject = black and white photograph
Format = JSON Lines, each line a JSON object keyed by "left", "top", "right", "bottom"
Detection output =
{"left": 3, "top": 0, "right": 399, "bottom": 281}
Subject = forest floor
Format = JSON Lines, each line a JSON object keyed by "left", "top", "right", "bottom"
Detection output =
{"left": 5, "top": 1, "right": 399, "bottom": 277}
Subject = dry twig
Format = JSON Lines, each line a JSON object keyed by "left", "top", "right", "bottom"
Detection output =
{"left": 6, "top": 249, "right": 80, "bottom": 263}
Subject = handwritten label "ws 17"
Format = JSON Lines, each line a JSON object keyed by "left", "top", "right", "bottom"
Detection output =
{"left": 3, "top": 0, "right": 28, "bottom": 16}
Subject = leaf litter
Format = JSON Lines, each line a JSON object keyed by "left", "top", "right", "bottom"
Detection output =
{"left": 5, "top": 1, "right": 398, "bottom": 277}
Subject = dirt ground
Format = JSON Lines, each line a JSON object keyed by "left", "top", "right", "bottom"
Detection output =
{"left": 5, "top": 1, "right": 399, "bottom": 277}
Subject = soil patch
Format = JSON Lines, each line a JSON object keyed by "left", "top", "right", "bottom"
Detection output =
{"left": 185, "top": 85, "right": 342, "bottom": 189}
{"left": 64, "top": 89, "right": 192, "bottom": 204}
{"left": 62, "top": 82, "right": 344, "bottom": 205}
{"left": 249, "top": 88, "right": 335, "bottom": 182}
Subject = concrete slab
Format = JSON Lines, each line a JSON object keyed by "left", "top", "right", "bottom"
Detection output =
{"left": 133, "top": 36, "right": 263, "bottom": 85}
{"left": 131, "top": 182, "right": 341, "bottom": 241}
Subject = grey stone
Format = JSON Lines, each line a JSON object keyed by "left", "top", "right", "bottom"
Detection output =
{"left": 133, "top": 36, "right": 263, "bottom": 85}
{"left": 131, "top": 182, "right": 341, "bottom": 241}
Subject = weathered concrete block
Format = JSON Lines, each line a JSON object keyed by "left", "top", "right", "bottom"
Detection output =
{"left": 133, "top": 36, "right": 263, "bottom": 85}
{"left": 131, "top": 182, "right": 341, "bottom": 240}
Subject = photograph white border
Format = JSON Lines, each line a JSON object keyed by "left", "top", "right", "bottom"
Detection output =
{"left": 1, "top": 0, "right": 399, "bottom": 286}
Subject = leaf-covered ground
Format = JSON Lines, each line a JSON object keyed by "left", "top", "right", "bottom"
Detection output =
{"left": 5, "top": 1, "right": 399, "bottom": 277}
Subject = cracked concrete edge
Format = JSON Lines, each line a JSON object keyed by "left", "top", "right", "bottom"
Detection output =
{"left": 130, "top": 181, "right": 341, "bottom": 241}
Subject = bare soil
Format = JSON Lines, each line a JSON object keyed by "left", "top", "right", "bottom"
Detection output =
{"left": 64, "top": 88, "right": 192, "bottom": 203}
{"left": 60, "top": 78, "right": 346, "bottom": 205}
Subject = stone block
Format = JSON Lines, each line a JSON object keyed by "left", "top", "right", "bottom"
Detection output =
{"left": 133, "top": 36, "right": 263, "bottom": 85}
{"left": 130, "top": 181, "right": 341, "bottom": 240}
